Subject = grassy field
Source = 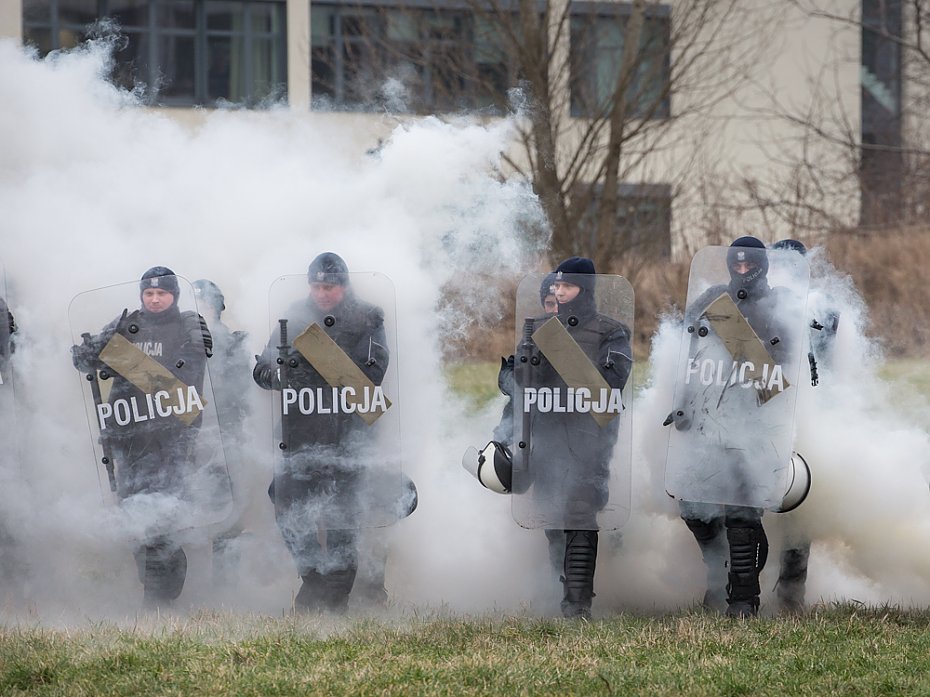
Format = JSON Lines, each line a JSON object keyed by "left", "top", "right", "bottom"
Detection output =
{"left": 2, "top": 606, "right": 930, "bottom": 696}
{"left": 4, "top": 363, "right": 925, "bottom": 696}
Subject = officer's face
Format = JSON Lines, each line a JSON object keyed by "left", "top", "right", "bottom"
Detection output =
{"left": 543, "top": 294, "right": 558, "bottom": 314}
{"left": 553, "top": 281, "right": 581, "bottom": 304}
{"left": 731, "top": 261, "right": 758, "bottom": 276}
{"left": 142, "top": 288, "right": 175, "bottom": 313}
{"left": 310, "top": 282, "right": 346, "bottom": 312}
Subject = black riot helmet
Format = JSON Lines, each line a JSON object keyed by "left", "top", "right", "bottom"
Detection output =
{"left": 539, "top": 271, "right": 558, "bottom": 312}
{"left": 726, "top": 236, "right": 769, "bottom": 295}
{"left": 307, "top": 252, "right": 349, "bottom": 286}
{"left": 553, "top": 256, "right": 597, "bottom": 318}
{"left": 771, "top": 239, "right": 807, "bottom": 256}
{"left": 139, "top": 266, "right": 180, "bottom": 299}
{"left": 193, "top": 279, "right": 225, "bottom": 312}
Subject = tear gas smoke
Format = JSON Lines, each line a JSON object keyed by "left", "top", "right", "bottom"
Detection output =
{"left": 624, "top": 246, "right": 930, "bottom": 612}
{"left": 2, "top": 38, "right": 930, "bottom": 625}
{"left": 0, "top": 38, "right": 553, "bottom": 621}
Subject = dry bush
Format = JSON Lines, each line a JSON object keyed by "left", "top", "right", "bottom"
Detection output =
{"left": 824, "top": 226, "right": 930, "bottom": 357}
{"left": 446, "top": 227, "right": 930, "bottom": 364}
{"left": 448, "top": 259, "right": 690, "bottom": 363}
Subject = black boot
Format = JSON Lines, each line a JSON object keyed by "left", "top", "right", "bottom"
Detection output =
{"left": 725, "top": 523, "right": 768, "bottom": 618}
{"left": 561, "top": 530, "right": 597, "bottom": 619}
{"left": 318, "top": 567, "right": 357, "bottom": 614}
{"left": 776, "top": 543, "right": 810, "bottom": 613}
{"left": 295, "top": 570, "right": 325, "bottom": 613}
{"left": 138, "top": 543, "right": 187, "bottom": 609}
{"left": 684, "top": 517, "right": 728, "bottom": 612}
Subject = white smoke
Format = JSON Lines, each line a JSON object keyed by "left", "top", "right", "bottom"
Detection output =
{"left": 0, "top": 37, "right": 554, "bottom": 621}
{"left": 619, "top": 246, "right": 930, "bottom": 614}
{"left": 3, "top": 36, "right": 930, "bottom": 624}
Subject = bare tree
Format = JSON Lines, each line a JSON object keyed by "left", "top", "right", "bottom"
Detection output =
{"left": 729, "top": 0, "right": 930, "bottom": 238}
{"left": 310, "top": 0, "right": 784, "bottom": 273}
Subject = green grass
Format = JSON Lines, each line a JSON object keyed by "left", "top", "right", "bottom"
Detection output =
{"left": 2, "top": 606, "right": 930, "bottom": 695}
{"left": 879, "top": 358, "right": 930, "bottom": 395}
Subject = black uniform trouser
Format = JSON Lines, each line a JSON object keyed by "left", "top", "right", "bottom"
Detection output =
{"left": 116, "top": 433, "right": 191, "bottom": 605}
{"left": 273, "top": 467, "right": 360, "bottom": 608}
{"left": 681, "top": 503, "right": 768, "bottom": 608}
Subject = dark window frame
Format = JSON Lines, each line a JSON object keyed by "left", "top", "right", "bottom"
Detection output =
{"left": 568, "top": 2, "right": 671, "bottom": 120}
{"left": 22, "top": 0, "right": 288, "bottom": 108}
{"left": 311, "top": 0, "right": 515, "bottom": 114}
{"left": 576, "top": 181, "right": 673, "bottom": 258}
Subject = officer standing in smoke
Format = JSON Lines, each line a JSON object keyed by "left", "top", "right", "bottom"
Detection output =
{"left": 254, "top": 252, "right": 412, "bottom": 613}
{"left": 71, "top": 267, "right": 217, "bottom": 607}
{"left": 465, "top": 272, "right": 578, "bottom": 582}
{"left": 767, "top": 238, "right": 837, "bottom": 612}
{"left": 192, "top": 279, "right": 252, "bottom": 588}
{"left": 666, "top": 236, "right": 807, "bottom": 617}
{"left": 513, "top": 257, "right": 633, "bottom": 619}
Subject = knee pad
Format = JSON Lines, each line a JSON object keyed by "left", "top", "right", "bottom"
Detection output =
{"left": 684, "top": 517, "right": 724, "bottom": 546}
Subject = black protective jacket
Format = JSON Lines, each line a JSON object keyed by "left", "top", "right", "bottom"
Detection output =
{"left": 516, "top": 291, "right": 632, "bottom": 526}
{"left": 76, "top": 304, "right": 211, "bottom": 499}
{"left": 98, "top": 305, "right": 210, "bottom": 436}
{"left": 254, "top": 291, "right": 388, "bottom": 453}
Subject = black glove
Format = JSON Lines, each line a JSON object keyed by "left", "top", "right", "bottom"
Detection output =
{"left": 253, "top": 358, "right": 280, "bottom": 390}
{"left": 71, "top": 342, "right": 101, "bottom": 373}
{"left": 283, "top": 349, "right": 323, "bottom": 385}
{"left": 498, "top": 355, "right": 515, "bottom": 397}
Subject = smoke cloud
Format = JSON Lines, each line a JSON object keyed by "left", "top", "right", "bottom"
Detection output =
{"left": 2, "top": 37, "right": 930, "bottom": 625}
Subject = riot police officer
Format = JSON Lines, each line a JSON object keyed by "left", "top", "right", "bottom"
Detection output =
{"left": 516, "top": 257, "right": 633, "bottom": 618}
{"left": 71, "top": 266, "right": 214, "bottom": 607}
{"left": 253, "top": 253, "right": 392, "bottom": 613}
{"left": 672, "top": 236, "right": 803, "bottom": 617}
{"left": 192, "top": 279, "right": 252, "bottom": 588}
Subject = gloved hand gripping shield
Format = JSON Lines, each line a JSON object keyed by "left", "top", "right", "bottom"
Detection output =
{"left": 68, "top": 276, "right": 234, "bottom": 534}
{"left": 664, "top": 246, "right": 810, "bottom": 509}
{"left": 265, "top": 273, "right": 407, "bottom": 531}
{"left": 511, "top": 272, "right": 634, "bottom": 531}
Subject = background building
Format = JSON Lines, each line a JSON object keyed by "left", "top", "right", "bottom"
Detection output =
{"left": 4, "top": 1, "right": 919, "bottom": 262}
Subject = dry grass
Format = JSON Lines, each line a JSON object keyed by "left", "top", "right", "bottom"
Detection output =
{"left": 825, "top": 226, "right": 930, "bottom": 357}
{"left": 449, "top": 228, "right": 930, "bottom": 364}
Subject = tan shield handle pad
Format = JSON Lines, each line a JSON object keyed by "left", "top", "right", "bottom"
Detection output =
{"left": 99, "top": 333, "right": 202, "bottom": 426}
{"left": 701, "top": 292, "right": 789, "bottom": 404}
{"left": 292, "top": 323, "right": 391, "bottom": 426}
{"left": 531, "top": 316, "right": 618, "bottom": 428}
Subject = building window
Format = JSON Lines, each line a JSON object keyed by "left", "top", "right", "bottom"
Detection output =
{"left": 577, "top": 183, "right": 672, "bottom": 257}
{"left": 311, "top": 0, "right": 514, "bottom": 114}
{"left": 22, "top": 0, "right": 288, "bottom": 108}
{"left": 860, "top": 0, "right": 903, "bottom": 228}
{"left": 569, "top": 3, "right": 671, "bottom": 120}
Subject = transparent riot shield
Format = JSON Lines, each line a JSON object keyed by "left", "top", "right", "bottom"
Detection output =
{"left": 511, "top": 273, "right": 634, "bottom": 530}
{"left": 265, "top": 273, "right": 405, "bottom": 531}
{"left": 664, "top": 246, "right": 810, "bottom": 509}
{"left": 68, "top": 276, "right": 234, "bottom": 534}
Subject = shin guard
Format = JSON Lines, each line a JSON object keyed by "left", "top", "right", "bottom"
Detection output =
{"left": 725, "top": 523, "right": 768, "bottom": 616}
{"left": 561, "top": 530, "right": 598, "bottom": 619}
